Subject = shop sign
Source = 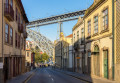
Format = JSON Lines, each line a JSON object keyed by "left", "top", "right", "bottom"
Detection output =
{"left": 76, "top": 57, "right": 80, "bottom": 59}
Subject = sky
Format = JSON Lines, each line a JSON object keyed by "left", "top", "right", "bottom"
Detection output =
{"left": 21, "top": 0, "right": 94, "bottom": 42}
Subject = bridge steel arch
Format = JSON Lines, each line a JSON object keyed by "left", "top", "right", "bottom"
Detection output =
{"left": 27, "top": 28, "right": 54, "bottom": 56}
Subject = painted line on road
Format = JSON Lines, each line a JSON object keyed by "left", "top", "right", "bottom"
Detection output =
{"left": 49, "top": 75, "right": 51, "bottom": 77}
{"left": 23, "top": 69, "right": 38, "bottom": 83}
{"left": 50, "top": 68, "right": 91, "bottom": 83}
{"left": 51, "top": 78, "right": 54, "bottom": 81}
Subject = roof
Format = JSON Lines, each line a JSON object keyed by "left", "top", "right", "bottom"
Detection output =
{"left": 72, "top": 17, "right": 83, "bottom": 31}
{"left": 26, "top": 48, "right": 31, "bottom": 51}
{"left": 66, "top": 34, "right": 73, "bottom": 38}
{"left": 84, "top": 0, "right": 105, "bottom": 18}
{"left": 17, "top": 0, "right": 29, "bottom": 23}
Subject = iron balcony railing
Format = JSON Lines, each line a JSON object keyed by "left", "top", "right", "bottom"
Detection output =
{"left": 4, "top": 3, "right": 14, "bottom": 21}
{"left": 18, "top": 23, "right": 24, "bottom": 33}
{"left": 74, "top": 40, "right": 80, "bottom": 50}
{"left": 24, "top": 31, "right": 27, "bottom": 38}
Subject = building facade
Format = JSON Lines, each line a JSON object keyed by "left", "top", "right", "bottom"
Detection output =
{"left": 55, "top": 33, "right": 73, "bottom": 71}
{"left": 71, "top": 0, "right": 120, "bottom": 82}
{"left": 0, "top": 0, "right": 28, "bottom": 82}
{"left": 84, "top": 0, "right": 119, "bottom": 81}
{"left": 114, "top": 0, "right": 120, "bottom": 82}
{"left": 72, "top": 17, "right": 86, "bottom": 73}
{"left": 26, "top": 41, "right": 37, "bottom": 71}
{"left": 26, "top": 48, "right": 32, "bottom": 71}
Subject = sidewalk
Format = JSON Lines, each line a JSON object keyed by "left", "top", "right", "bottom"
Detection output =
{"left": 7, "top": 69, "right": 37, "bottom": 83}
{"left": 53, "top": 68, "right": 118, "bottom": 83}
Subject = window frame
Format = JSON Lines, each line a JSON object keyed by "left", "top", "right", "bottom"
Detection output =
{"left": 94, "top": 15, "right": 99, "bottom": 34}
{"left": 10, "top": 0, "right": 13, "bottom": 7}
{"left": 102, "top": 8, "right": 108, "bottom": 31}
{"left": 74, "top": 33, "right": 75, "bottom": 43}
{"left": 16, "top": 7, "right": 18, "bottom": 22}
{"left": 27, "top": 52, "right": 29, "bottom": 57}
{"left": 81, "top": 28, "right": 84, "bottom": 41}
{"left": 88, "top": 20, "right": 91, "bottom": 36}
{"left": 9, "top": 27, "right": 13, "bottom": 45}
{"left": 77, "top": 31, "right": 79, "bottom": 40}
{"left": 5, "top": 23, "right": 9, "bottom": 44}
{"left": 18, "top": 34, "right": 20, "bottom": 48}
{"left": 15, "top": 32, "right": 17, "bottom": 48}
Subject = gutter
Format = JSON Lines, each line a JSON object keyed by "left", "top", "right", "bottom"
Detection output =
{"left": 112, "top": 0, "right": 115, "bottom": 80}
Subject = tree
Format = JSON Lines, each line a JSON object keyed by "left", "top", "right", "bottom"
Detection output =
{"left": 35, "top": 53, "right": 49, "bottom": 63}
{"left": 41, "top": 53, "right": 49, "bottom": 62}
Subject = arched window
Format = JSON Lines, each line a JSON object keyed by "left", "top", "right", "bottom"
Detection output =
{"left": 94, "top": 45, "right": 99, "bottom": 54}
{"left": 93, "top": 45, "right": 100, "bottom": 76}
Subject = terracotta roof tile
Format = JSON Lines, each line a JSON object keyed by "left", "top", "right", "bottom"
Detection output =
{"left": 66, "top": 34, "right": 73, "bottom": 38}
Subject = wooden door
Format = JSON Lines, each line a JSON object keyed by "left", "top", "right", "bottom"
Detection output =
{"left": 104, "top": 50, "right": 108, "bottom": 79}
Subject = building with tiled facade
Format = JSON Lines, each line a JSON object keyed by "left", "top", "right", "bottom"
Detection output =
{"left": 0, "top": 0, "right": 28, "bottom": 82}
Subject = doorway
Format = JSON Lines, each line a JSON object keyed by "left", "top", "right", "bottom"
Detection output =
{"left": 4, "top": 57, "right": 9, "bottom": 80}
{"left": 103, "top": 50, "right": 108, "bottom": 79}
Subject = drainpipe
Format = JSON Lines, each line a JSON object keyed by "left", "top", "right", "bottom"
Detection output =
{"left": 84, "top": 19, "right": 86, "bottom": 73}
{"left": 2, "top": 0, "right": 4, "bottom": 64}
{"left": 2, "top": 0, "right": 4, "bottom": 82}
{"left": 112, "top": 0, "right": 115, "bottom": 80}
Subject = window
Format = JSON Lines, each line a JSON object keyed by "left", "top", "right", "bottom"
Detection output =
{"left": 18, "top": 13, "right": 20, "bottom": 24}
{"left": 15, "top": 32, "right": 17, "bottom": 47}
{"left": 81, "top": 28, "right": 84, "bottom": 41}
{"left": 88, "top": 20, "right": 91, "bottom": 36}
{"left": 10, "top": 27, "right": 13, "bottom": 45}
{"left": 5, "top": 24, "right": 9, "bottom": 43}
{"left": 6, "top": 0, "right": 9, "bottom": 4}
{"left": 88, "top": 52, "right": 91, "bottom": 57}
{"left": 24, "top": 39, "right": 26, "bottom": 50}
{"left": 94, "top": 45, "right": 99, "bottom": 54}
{"left": 27, "top": 52, "right": 29, "bottom": 57}
{"left": 94, "top": 16, "right": 98, "bottom": 34}
{"left": 21, "top": 37, "right": 23, "bottom": 49}
{"left": 77, "top": 31, "right": 79, "bottom": 40}
{"left": 10, "top": 0, "right": 13, "bottom": 7}
{"left": 18, "top": 35, "right": 20, "bottom": 48}
{"left": 74, "top": 34, "right": 75, "bottom": 43}
{"left": 102, "top": 9, "right": 108, "bottom": 30}
{"left": 16, "top": 8, "right": 18, "bottom": 21}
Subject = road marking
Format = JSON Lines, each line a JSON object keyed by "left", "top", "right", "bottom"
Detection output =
{"left": 51, "top": 78, "right": 54, "bottom": 81}
{"left": 23, "top": 69, "right": 37, "bottom": 83}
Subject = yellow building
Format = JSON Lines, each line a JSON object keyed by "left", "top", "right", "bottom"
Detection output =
{"left": 55, "top": 32, "right": 73, "bottom": 71}
{"left": 0, "top": 0, "right": 28, "bottom": 82}
{"left": 84, "top": 0, "right": 120, "bottom": 82}
{"left": 114, "top": 0, "right": 120, "bottom": 82}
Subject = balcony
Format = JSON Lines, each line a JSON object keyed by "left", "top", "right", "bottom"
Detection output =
{"left": 24, "top": 31, "right": 27, "bottom": 38}
{"left": 18, "top": 23, "right": 24, "bottom": 33}
{"left": 4, "top": 3, "right": 14, "bottom": 21}
{"left": 81, "top": 40, "right": 85, "bottom": 45}
{"left": 74, "top": 40, "right": 80, "bottom": 50}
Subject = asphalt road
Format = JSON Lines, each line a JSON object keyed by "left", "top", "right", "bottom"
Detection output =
{"left": 26, "top": 67, "right": 87, "bottom": 83}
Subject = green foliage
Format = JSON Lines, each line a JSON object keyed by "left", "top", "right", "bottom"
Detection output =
{"left": 31, "top": 45, "right": 49, "bottom": 63}
{"left": 35, "top": 52, "right": 49, "bottom": 63}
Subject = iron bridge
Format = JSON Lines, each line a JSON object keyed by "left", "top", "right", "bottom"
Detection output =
{"left": 26, "top": 10, "right": 86, "bottom": 56}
